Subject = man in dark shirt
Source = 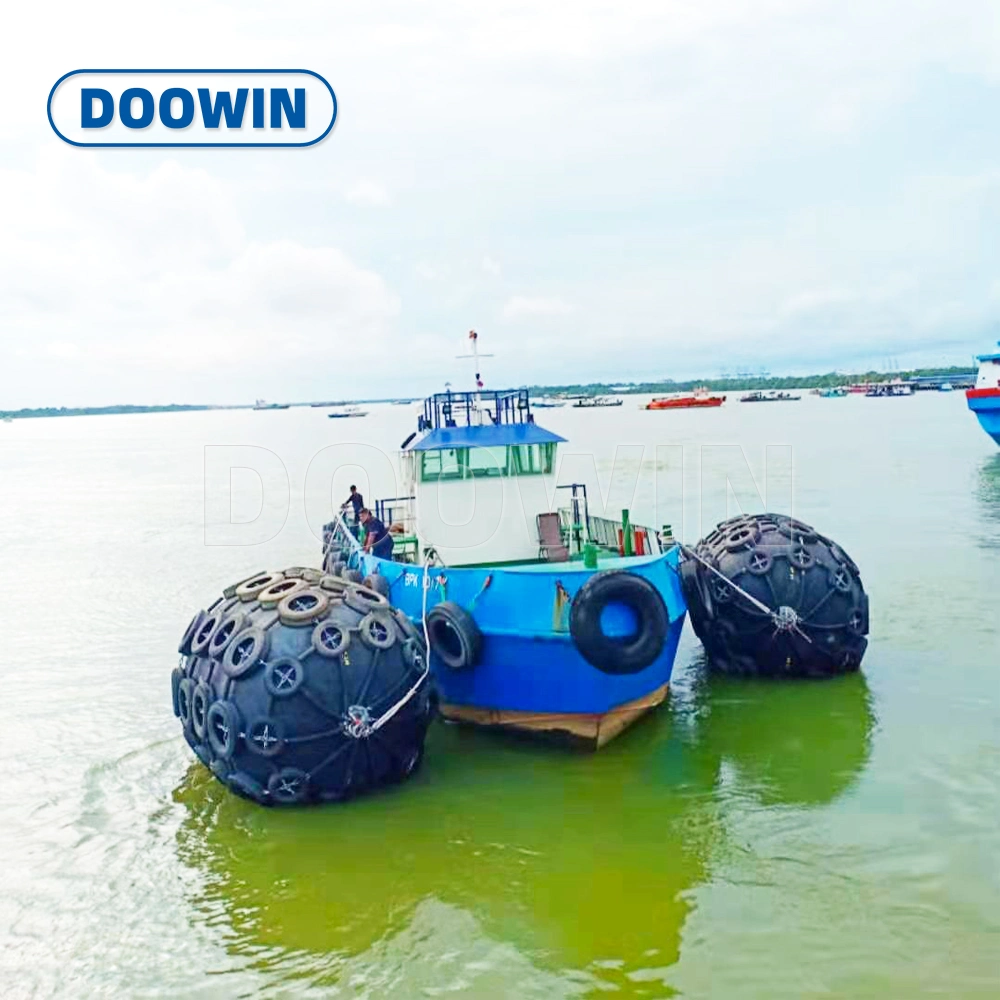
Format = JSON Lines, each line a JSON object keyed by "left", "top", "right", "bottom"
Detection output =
{"left": 359, "top": 508, "right": 394, "bottom": 559}
{"left": 341, "top": 485, "right": 364, "bottom": 524}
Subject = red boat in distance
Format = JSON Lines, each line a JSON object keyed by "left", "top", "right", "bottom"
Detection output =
{"left": 644, "top": 387, "right": 725, "bottom": 410}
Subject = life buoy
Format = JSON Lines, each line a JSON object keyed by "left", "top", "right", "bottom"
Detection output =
{"left": 425, "top": 601, "right": 482, "bottom": 670}
{"left": 569, "top": 571, "right": 668, "bottom": 674}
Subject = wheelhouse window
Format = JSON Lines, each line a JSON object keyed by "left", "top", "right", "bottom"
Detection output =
{"left": 419, "top": 442, "right": 556, "bottom": 482}
{"left": 508, "top": 442, "right": 555, "bottom": 475}
{"left": 420, "top": 448, "right": 463, "bottom": 481}
{"left": 466, "top": 446, "right": 505, "bottom": 478}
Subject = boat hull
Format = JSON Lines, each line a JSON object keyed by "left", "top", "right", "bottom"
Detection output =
{"left": 332, "top": 527, "right": 688, "bottom": 746}
{"left": 967, "top": 388, "right": 1000, "bottom": 446}
{"left": 646, "top": 397, "right": 723, "bottom": 409}
{"left": 438, "top": 680, "right": 670, "bottom": 750}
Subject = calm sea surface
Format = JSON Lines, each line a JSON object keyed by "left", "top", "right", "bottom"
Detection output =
{"left": 1, "top": 392, "right": 997, "bottom": 998}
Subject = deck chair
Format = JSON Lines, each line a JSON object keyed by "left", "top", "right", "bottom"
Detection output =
{"left": 537, "top": 512, "right": 569, "bottom": 562}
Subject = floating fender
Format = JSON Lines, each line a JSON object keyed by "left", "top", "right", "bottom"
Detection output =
{"left": 680, "top": 513, "right": 869, "bottom": 677}
{"left": 425, "top": 601, "right": 482, "bottom": 670}
{"left": 172, "top": 566, "right": 432, "bottom": 806}
{"left": 569, "top": 570, "right": 668, "bottom": 674}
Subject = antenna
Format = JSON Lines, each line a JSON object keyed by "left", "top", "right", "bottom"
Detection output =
{"left": 456, "top": 329, "right": 495, "bottom": 406}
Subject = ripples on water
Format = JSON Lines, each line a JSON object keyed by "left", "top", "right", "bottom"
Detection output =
{"left": 1, "top": 397, "right": 999, "bottom": 998}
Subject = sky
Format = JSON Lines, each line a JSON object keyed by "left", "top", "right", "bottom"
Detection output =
{"left": 2, "top": 0, "right": 1000, "bottom": 407}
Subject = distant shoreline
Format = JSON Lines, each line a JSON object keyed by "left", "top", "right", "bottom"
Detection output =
{"left": 0, "top": 365, "right": 976, "bottom": 420}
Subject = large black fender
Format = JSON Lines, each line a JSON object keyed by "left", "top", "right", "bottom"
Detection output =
{"left": 425, "top": 601, "right": 482, "bottom": 670}
{"left": 570, "top": 570, "right": 669, "bottom": 675}
{"left": 680, "top": 513, "right": 869, "bottom": 677}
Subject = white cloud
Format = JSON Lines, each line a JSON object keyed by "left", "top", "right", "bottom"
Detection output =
{"left": 501, "top": 296, "right": 575, "bottom": 320}
{"left": 0, "top": 146, "right": 399, "bottom": 403}
{"left": 415, "top": 261, "right": 443, "bottom": 280}
{"left": 2, "top": 0, "right": 1000, "bottom": 400}
{"left": 345, "top": 181, "right": 391, "bottom": 207}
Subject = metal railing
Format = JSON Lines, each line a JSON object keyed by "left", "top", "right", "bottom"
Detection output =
{"left": 374, "top": 495, "right": 416, "bottom": 535}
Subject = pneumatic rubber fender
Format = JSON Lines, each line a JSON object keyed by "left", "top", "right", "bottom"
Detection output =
{"left": 569, "top": 570, "right": 669, "bottom": 675}
{"left": 173, "top": 566, "right": 432, "bottom": 807}
{"left": 680, "top": 513, "right": 869, "bottom": 677}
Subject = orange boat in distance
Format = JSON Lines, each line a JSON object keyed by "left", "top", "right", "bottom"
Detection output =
{"left": 644, "top": 387, "right": 725, "bottom": 410}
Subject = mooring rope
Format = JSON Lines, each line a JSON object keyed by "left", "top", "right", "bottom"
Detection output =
{"left": 679, "top": 543, "right": 813, "bottom": 644}
{"left": 332, "top": 512, "right": 432, "bottom": 737}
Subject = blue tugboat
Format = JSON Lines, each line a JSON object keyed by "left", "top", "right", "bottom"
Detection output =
{"left": 324, "top": 333, "right": 687, "bottom": 748}
{"left": 967, "top": 342, "right": 1000, "bottom": 446}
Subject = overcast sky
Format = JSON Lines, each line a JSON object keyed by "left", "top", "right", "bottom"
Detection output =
{"left": 2, "top": 0, "right": 999, "bottom": 407}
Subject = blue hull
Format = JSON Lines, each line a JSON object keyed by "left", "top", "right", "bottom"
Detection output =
{"left": 968, "top": 395, "right": 1000, "bottom": 446}
{"left": 336, "top": 530, "right": 687, "bottom": 719}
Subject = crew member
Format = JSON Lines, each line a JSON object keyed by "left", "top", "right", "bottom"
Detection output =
{"left": 341, "top": 485, "right": 364, "bottom": 524}
{"left": 359, "top": 508, "right": 394, "bottom": 559}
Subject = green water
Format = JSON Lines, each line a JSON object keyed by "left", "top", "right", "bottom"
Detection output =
{"left": 1, "top": 394, "right": 998, "bottom": 997}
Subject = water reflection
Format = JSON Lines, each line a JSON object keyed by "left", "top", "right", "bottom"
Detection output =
{"left": 975, "top": 454, "right": 1000, "bottom": 548}
{"left": 686, "top": 668, "right": 875, "bottom": 808}
{"left": 172, "top": 668, "right": 873, "bottom": 995}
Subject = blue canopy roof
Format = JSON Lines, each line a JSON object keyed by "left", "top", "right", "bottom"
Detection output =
{"left": 977, "top": 342, "right": 1000, "bottom": 363}
{"left": 408, "top": 422, "right": 566, "bottom": 451}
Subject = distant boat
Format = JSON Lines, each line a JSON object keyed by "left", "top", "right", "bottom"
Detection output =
{"left": 2, "top": 415, "right": 12, "bottom": 423}
{"left": 865, "top": 382, "right": 914, "bottom": 398}
{"left": 533, "top": 399, "right": 566, "bottom": 408}
{"left": 327, "top": 406, "right": 368, "bottom": 419}
{"left": 573, "top": 396, "right": 623, "bottom": 408}
{"left": 253, "top": 399, "right": 290, "bottom": 410}
{"left": 818, "top": 387, "right": 848, "bottom": 398}
{"left": 939, "top": 383, "right": 953, "bottom": 392}
{"left": 740, "top": 390, "right": 801, "bottom": 403}
{"left": 645, "top": 388, "right": 725, "bottom": 410}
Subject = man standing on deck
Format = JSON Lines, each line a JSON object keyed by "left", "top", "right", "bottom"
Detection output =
{"left": 359, "top": 508, "right": 394, "bottom": 560}
{"left": 341, "top": 485, "right": 364, "bottom": 525}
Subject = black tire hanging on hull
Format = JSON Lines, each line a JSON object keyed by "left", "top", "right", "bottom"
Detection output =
{"left": 569, "top": 570, "right": 669, "bottom": 675}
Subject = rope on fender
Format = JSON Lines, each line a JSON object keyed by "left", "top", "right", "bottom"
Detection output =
{"left": 679, "top": 544, "right": 813, "bottom": 645}
{"left": 331, "top": 514, "right": 433, "bottom": 739}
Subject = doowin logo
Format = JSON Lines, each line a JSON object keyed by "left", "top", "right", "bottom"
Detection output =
{"left": 48, "top": 70, "right": 337, "bottom": 147}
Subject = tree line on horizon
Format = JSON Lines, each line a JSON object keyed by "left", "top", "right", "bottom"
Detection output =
{"left": 0, "top": 365, "right": 977, "bottom": 418}
{"left": 530, "top": 365, "right": 976, "bottom": 397}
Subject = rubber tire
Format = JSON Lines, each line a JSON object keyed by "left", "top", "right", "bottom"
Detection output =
{"left": 426, "top": 602, "right": 482, "bottom": 670}
{"left": 358, "top": 612, "right": 397, "bottom": 650}
{"left": 311, "top": 619, "right": 351, "bottom": 658}
{"left": 208, "top": 611, "right": 246, "bottom": 657}
{"left": 179, "top": 610, "right": 206, "bottom": 655}
{"left": 362, "top": 573, "right": 391, "bottom": 598}
{"left": 569, "top": 570, "right": 668, "bottom": 675}
{"left": 191, "top": 682, "right": 212, "bottom": 738}
{"left": 206, "top": 699, "right": 241, "bottom": 758}
{"left": 222, "top": 627, "right": 270, "bottom": 678}
{"left": 345, "top": 583, "right": 389, "bottom": 615}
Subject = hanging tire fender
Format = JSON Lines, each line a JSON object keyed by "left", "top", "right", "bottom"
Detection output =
{"left": 569, "top": 570, "right": 669, "bottom": 675}
{"left": 425, "top": 601, "right": 482, "bottom": 670}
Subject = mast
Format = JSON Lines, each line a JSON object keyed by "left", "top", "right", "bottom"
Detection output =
{"left": 456, "top": 329, "right": 494, "bottom": 420}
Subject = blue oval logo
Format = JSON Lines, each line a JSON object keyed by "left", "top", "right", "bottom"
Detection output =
{"left": 48, "top": 69, "right": 337, "bottom": 147}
